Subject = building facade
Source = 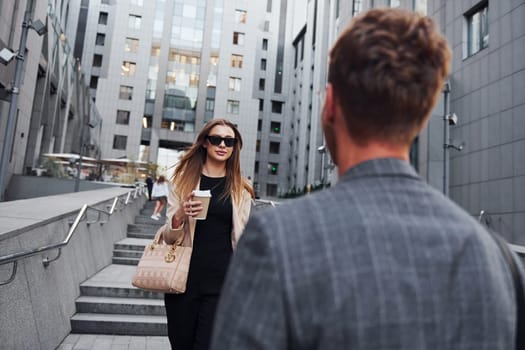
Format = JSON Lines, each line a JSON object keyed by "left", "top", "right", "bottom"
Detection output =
{"left": 79, "top": 0, "right": 290, "bottom": 180}
{"left": 430, "top": 0, "right": 525, "bottom": 243}
{"left": 0, "top": 0, "right": 99, "bottom": 199}
{"left": 291, "top": 0, "right": 524, "bottom": 243}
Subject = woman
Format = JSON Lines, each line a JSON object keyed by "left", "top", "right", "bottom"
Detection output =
{"left": 150, "top": 175, "right": 169, "bottom": 220}
{"left": 157, "top": 119, "right": 254, "bottom": 349}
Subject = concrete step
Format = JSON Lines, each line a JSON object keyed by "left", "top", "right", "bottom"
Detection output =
{"left": 80, "top": 283, "right": 163, "bottom": 300}
{"left": 127, "top": 223, "right": 162, "bottom": 233}
{"left": 76, "top": 296, "right": 166, "bottom": 316}
{"left": 135, "top": 215, "right": 167, "bottom": 225}
{"left": 70, "top": 313, "right": 167, "bottom": 336}
{"left": 79, "top": 265, "right": 164, "bottom": 300}
{"left": 113, "top": 249, "right": 143, "bottom": 259}
{"left": 114, "top": 237, "right": 150, "bottom": 252}
{"left": 127, "top": 231, "right": 157, "bottom": 239}
{"left": 112, "top": 256, "right": 140, "bottom": 265}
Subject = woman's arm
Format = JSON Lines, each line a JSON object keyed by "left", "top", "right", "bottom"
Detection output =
{"left": 159, "top": 189, "right": 187, "bottom": 244}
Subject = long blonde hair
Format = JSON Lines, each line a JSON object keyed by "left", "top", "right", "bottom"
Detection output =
{"left": 171, "top": 119, "right": 253, "bottom": 204}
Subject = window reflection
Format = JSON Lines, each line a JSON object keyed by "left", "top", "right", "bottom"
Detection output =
{"left": 128, "top": 14, "right": 142, "bottom": 29}
{"left": 235, "top": 9, "right": 247, "bottom": 23}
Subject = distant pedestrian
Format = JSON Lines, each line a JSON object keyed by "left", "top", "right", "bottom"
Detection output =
{"left": 146, "top": 175, "right": 154, "bottom": 201}
{"left": 151, "top": 176, "right": 169, "bottom": 220}
{"left": 211, "top": 8, "right": 524, "bottom": 350}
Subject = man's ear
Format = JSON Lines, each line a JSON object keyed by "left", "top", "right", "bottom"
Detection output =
{"left": 323, "top": 84, "right": 336, "bottom": 124}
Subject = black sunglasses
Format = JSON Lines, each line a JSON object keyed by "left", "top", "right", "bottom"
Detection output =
{"left": 206, "top": 135, "right": 237, "bottom": 147}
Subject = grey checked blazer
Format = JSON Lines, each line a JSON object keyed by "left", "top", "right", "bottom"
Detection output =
{"left": 211, "top": 158, "right": 522, "bottom": 350}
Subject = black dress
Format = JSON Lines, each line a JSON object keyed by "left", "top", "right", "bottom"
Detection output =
{"left": 164, "top": 175, "right": 233, "bottom": 350}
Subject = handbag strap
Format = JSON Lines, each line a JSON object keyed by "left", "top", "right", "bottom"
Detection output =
{"left": 489, "top": 232, "right": 525, "bottom": 349}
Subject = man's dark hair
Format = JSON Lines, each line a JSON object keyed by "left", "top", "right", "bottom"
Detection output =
{"left": 328, "top": 8, "right": 451, "bottom": 145}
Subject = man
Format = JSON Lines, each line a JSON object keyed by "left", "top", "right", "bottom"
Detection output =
{"left": 211, "top": 8, "right": 521, "bottom": 349}
{"left": 146, "top": 175, "right": 154, "bottom": 201}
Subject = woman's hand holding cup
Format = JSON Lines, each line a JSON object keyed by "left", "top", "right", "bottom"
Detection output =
{"left": 183, "top": 192, "right": 203, "bottom": 218}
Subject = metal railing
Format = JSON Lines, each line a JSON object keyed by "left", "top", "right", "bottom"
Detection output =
{"left": 252, "top": 198, "right": 281, "bottom": 212}
{"left": 0, "top": 186, "right": 146, "bottom": 286}
{"left": 479, "top": 210, "right": 525, "bottom": 257}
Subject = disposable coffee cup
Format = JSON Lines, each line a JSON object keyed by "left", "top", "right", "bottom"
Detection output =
{"left": 193, "top": 190, "right": 212, "bottom": 220}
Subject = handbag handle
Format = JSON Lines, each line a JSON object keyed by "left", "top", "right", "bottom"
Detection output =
{"left": 489, "top": 232, "right": 524, "bottom": 349}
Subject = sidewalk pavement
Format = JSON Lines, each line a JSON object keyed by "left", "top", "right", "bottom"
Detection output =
{"left": 57, "top": 334, "right": 171, "bottom": 350}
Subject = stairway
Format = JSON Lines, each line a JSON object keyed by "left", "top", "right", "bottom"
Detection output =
{"left": 70, "top": 201, "right": 169, "bottom": 336}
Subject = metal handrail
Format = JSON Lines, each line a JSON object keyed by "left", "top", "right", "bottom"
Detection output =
{"left": 479, "top": 210, "right": 525, "bottom": 257}
{"left": 0, "top": 190, "right": 144, "bottom": 286}
{"left": 253, "top": 199, "right": 281, "bottom": 208}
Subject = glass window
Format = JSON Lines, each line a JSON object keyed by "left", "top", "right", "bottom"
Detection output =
{"left": 151, "top": 45, "right": 161, "bottom": 57}
{"left": 413, "top": 0, "right": 427, "bottom": 15}
{"left": 93, "top": 54, "right": 103, "bottom": 67}
{"left": 259, "top": 78, "right": 265, "bottom": 91}
{"left": 266, "top": 184, "right": 277, "bottom": 196}
{"left": 270, "top": 122, "right": 281, "bottom": 134}
{"left": 259, "top": 99, "right": 264, "bottom": 111}
{"left": 257, "top": 119, "right": 262, "bottom": 131}
{"left": 229, "top": 77, "right": 241, "bottom": 91}
{"left": 113, "top": 135, "right": 127, "bottom": 150}
{"left": 119, "top": 85, "right": 133, "bottom": 100}
{"left": 233, "top": 32, "right": 245, "bottom": 45}
{"left": 388, "top": 0, "right": 400, "bottom": 7}
{"left": 98, "top": 12, "right": 108, "bottom": 25}
{"left": 269, "top": 142, "right": 280, "bottom": 154}
{"left": 205, "top": 98, "right": 215, "bottom": 111}
{"left": 189, "top": 73, "right": 200, "bottom": 87}
{"left": 254, "top": 161, "right": 259, "bottom": 173}
{"left": 271, "top": 101, "right": 283, "bottom": 114}
{"left": 183, "top": 4, "right": 197, "bottom": 18}
{"left": 125, "top": 38, "right": 139, "bottom": 52}
{"left": 116, "top": 110, "right": 130, "bottom": 125}
{"left": 267, "top": 0, "right": 272, "bottom": 12}
{"left": 270, "top": 121, "right": 281, "bottom": 133}
{"left": 235, "top": 9, "right": 247, "bottom": 23}
{"left": 101, "top": 0, "right": 109, "bottom": 4}
{"left": 262, "top": 38, "right": 268, "bottom": 50}
{"left": 256, "top": 140, "right": 261, "bottom": 152}
{"left": 95, "top": 33, "right": 105, "bottom": 46}
{"left": 121, "top": 61, "right": 136, "bottom": 77}
{"left": 268, "top": 162, "right": 278, "bottom": 175}
{"left": 130, "top": 0, "right": 143, "bottom": 5}
{"left": 263, "top": 21, "right": 270, "bottom": 32}
{"left": 227, "top": 100, "right": 240, "bottom": 114}
{"left": 352, "top": 0, "right": 363, "bottom": 16}
{"left": 231, "top": 54, "right": 243, "bottom": 68}
{"left": 89, "top": 76, "right": 98, "bottom": 89}
{"left": 260, "top": 58, "right": 267, "bottom": 71}
{"left": 128, "top": 14, "right": 142, "bottom": 29}
{"left": 467, "top": 3, "right": 489, "bottom": 57}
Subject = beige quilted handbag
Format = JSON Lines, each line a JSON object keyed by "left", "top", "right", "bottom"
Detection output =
{"left": 132, "top": 232, "right": 192, "bottom": 293}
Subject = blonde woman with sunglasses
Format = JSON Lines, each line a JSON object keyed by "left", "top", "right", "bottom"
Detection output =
{"left": 157, "top": 118, "right": 254, "bottom": 349}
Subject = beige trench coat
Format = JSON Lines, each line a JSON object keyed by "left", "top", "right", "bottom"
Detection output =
{"left": 158, "top": 186, "right": 252, "bottom": 250}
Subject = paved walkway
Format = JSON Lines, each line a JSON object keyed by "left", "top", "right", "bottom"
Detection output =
{"left": 57, "top": 334, "right": 171, "bottom": 350}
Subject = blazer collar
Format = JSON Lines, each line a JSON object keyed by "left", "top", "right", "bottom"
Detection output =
{"left": 339, "top": 158, "right": 421, "bottom": 183}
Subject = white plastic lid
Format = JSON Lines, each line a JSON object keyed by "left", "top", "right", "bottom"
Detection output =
{"left": 193, "top": 189, "right": 212, "bottom": 197}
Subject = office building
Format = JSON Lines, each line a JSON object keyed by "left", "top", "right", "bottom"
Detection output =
{"left": 78, "top": 0, "right": 294, "bottom": 181}
{"left": 0, "top": 0, "right": 99, "bottom": 199}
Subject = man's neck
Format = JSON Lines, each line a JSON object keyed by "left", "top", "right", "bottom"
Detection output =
{"left": 336, "top": 139, "right": 410, "bottom": 177}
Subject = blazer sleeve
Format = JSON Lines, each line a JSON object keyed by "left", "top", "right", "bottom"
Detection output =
{"left": 232, "top": 189, "right": 254, "bottom": 248}
{"left": 158, "top": 187, "right": 186, "bottom": 245}
{"left": 210, "top": 215, "right": 287, "bottom": 349}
